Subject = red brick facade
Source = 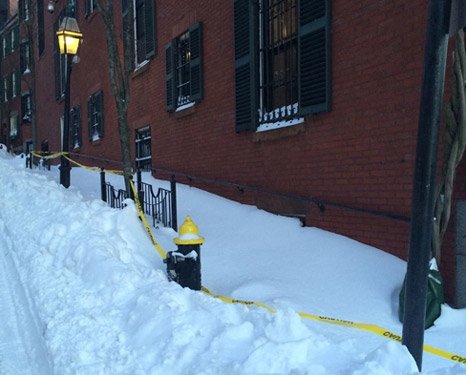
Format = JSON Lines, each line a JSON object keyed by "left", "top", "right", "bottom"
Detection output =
{"left": 11, "top": 0, "right": 466, "bottom": 305}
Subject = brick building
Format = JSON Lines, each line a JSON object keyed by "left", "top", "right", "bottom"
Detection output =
{"left": 23, "top": 0, "right": 466, "bottom": 306}
{"left": 0, "top": 0, "right": 34, "bottom": 153}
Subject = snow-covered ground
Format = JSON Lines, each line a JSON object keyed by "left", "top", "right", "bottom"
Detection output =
{"left": 0, "top": 147, "right": 465, "bottom": 374}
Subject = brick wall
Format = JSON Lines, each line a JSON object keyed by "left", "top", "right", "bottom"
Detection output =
{"left": 32, "top": 0, "right": 466, "bottom": 305}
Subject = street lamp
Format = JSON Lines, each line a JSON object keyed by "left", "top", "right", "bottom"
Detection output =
{"left": 56, "top": 16, "right": 82, "bottom": 188}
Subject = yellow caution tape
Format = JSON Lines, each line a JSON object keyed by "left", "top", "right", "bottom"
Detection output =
{"left": 62, "top": 154, "right": 125, "bottom": 175}
{"left": 201, "top": 287, "right": 466, "bottom": 365}
{"left": 31, "top": 151, "right": 66, "bottom": 159}
{"left": 29, "top": 151, "right": 466, "bottom": 366}
{"left": 129, "top": 180, "right": 167, "bottom": 259}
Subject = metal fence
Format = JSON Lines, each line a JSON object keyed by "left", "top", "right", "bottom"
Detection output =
{"left": 100, "top": 169, "right": 177, "bottom": 231}
{"left": 104, "top": 182, "right": 130, "bottom": 209}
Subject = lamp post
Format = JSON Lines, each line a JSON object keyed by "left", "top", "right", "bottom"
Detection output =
{"left": 56, "top": 16, "right": 82, "bottom": 188}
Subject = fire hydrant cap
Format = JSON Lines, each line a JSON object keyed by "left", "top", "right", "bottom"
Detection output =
{"left": 174, "top": 215, "right": 205, "bottom": 245}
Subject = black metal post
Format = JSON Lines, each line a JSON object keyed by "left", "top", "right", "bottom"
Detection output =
{"left": 100, "top": 168, "right": 107, "bottom": 202}
{"left": 171, "top": 175, "right": 178, "bottom": 231}
{"left": 137, "top": 169, "right": 145, "bottom": 210}
{"left": 59, "top": 55, "right": 72, "bottom": 188}
{"left": 402, "top": 0, "right": 450, "bottom": 370}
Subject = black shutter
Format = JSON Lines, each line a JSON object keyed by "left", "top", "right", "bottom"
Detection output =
{"left": 122, "top": 0, "right": 128, "bottom": 13}
{"left": 13, "top": 27, "right": 19, "bottom": 50}
{"left": 97, "top": 91, "right": 104, "bottom": 138}
{"left": 298, "top": 0, "right": 331, "bottom": 115}
{"left": 87, "top": 95, "right": 93, "bottom": 140}
{"left": 6, "top": 75, "right": 12, "bottom": 100}
{"left": 19, "top": 0, "right": 24, "bottom": 21}
{"left": 85, "top": 0, "right": 91, "bottom": 16}
{"left": 144, "top": 0, "right": 156, "bottom": 59}
{"left": 20, "top": 43, "right": 25, "bottom": 72}
{"left": 21, "top": 95, "right": 26, "bottom": 120}
{"left": 165, "top": 41, "right": 176, "bottom": 112}
{"left": 189, "top": 22, "right": 203, "bottom": 103}
{"left": 234, "top": 0, "right": 259, "bottom": 132}
{"left": 14, "top": 71, "right": 20, "bottom": 95}
{"left": 5, "top": 31, "right": 11, "bottom": 54}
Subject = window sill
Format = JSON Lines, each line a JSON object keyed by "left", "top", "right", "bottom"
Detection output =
{"left": 253, "top": 120, "right": 306, "bottom": 142}
{"left": 174, "top": 102, "right": 196, "bottom": 118}
{"left": 85, "top": 11, "right": 98, "bottom": 22}
{"left": 90, "top": 138, "right": 102, "bottom": 146}
{"left": 132, "top": 60, "right": 151, "bottom": 78}
{"left": 256, "top": 117, "right": 304, "bottom": 132}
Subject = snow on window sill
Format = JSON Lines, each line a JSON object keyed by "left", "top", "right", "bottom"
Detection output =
{"left": 132, "top": 60, "right": 150, "bottom": 78}
{"left": 256, "top": 117, "right": 305, "bottom": 133}
{"left": 135, "top": 59, "right": 149, "bottom": 71}
{"left": 176, "top": 101, "right": 195, "bottom": 112}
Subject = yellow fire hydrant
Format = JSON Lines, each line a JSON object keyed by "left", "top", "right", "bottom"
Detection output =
{"left": 164, "top": 216, "right": 204, "bottom": 290}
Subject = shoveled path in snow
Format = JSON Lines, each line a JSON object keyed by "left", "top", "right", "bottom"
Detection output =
{"left": 0, "top": 219, "right": 52, "bottom": 374}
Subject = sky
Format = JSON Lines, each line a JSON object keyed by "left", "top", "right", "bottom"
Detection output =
{"left": 0, "top": 147, "right": 465, "bottom": 374}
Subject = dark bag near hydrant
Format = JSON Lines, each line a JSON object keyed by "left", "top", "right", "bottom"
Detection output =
{"left": 398, "top": 260, "right": 444, "bottom": 329}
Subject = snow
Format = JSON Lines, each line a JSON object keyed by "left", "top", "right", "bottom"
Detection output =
{"left": 0, "top": 147, "right": 465, "bottom": 374}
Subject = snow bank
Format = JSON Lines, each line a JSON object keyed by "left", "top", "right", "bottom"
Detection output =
{"left": 0, "top": 149, "right": 465, "bottom": 374}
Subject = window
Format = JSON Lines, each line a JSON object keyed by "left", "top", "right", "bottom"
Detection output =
{"left": 19, "top": 0, "right": 30, "bottom": 21}
{"left": 9, "top": 113, "right": 18, "bottom": 138}
{"left": 166, "top": 22, "right": 203, "bottom": 112}
{"left": 70, "top": 105, "right": 82, "bottom": 148}
{"left": 258, "top": 0, "right": 298, "bottom": 125}
{"left": 135, "top": 127, "right": 151, "bottom": 171}
{"left": 11, "top": 70, "right": 20, "bottom": 98}
{"left": 234, "top": 0, "right": 331, "bottom": 132}
{"left": 122, "top": 0, "right": 156, "bottom": 68}
{"left": 11, "top": 26, "right": 19, "bottom": 52}
{"left": 87, "top": 91, "right": 104, "bottom": 141}
{"left": 66, "top": 0, "right": 78, "bottom": 18}
{"left": 20, "top": 42, "right": 31, "bottom": 74}
{"left": 85, "top": 0, "right": 97, "bottom": 16}
{"left": 3, "top": 76, "right": 8, "bottom": 102}
{"left": 21, "top": 93, "right": 32, "bottom": 123}
{"left": 2, "top": 37, "right": 6, "bottom": 58}
{"left": 135, "top": 0, "right": 156, "bottom": 65}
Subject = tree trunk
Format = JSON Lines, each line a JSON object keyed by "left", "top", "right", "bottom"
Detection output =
{"left": 97, "top": 0, "right": 133, "bottom": 194}
{"left": 432, "top": 30, "right": 466, "bottom": 263}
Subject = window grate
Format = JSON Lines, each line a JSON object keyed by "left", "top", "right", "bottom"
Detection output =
{"left": 176, "top": 32, "right": 192, "bottom": 106}
{"left": 135, "top": 127, "right": 151, "bottom": 171}
{"left": 259, "top": 0, "right": 298, "bottom": 124}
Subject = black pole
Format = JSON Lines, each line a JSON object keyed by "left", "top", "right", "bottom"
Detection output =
{"left": 137, "top": 169, "right": 145, "bottom": 210}
{"left": 59, "top": 55, "right": 72, "bottom": 188}
{"left": 171, "top": 175, "right": 178, "bottom": 231}
{"left": 402, "top": 0, "right": 450, "bottom": 370}
{"left": 100, "top": 168, "right": 107, "bottom": 202}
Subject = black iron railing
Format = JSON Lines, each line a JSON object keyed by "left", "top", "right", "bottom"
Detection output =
{"left": 100, "top": 168, "right": 177, "bottom": 230}
{"left": 105, "top": 182, "right": 130, "bottom": 209}
{"left": 139, "top": 180, "right": 174, "bottom": 229}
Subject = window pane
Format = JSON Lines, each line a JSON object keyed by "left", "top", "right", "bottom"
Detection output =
{"left": 176, "top": 31, "right": 191, "bottom": 106}
{"left": 259, "top": 0, "right": 298, "bottom": 123}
